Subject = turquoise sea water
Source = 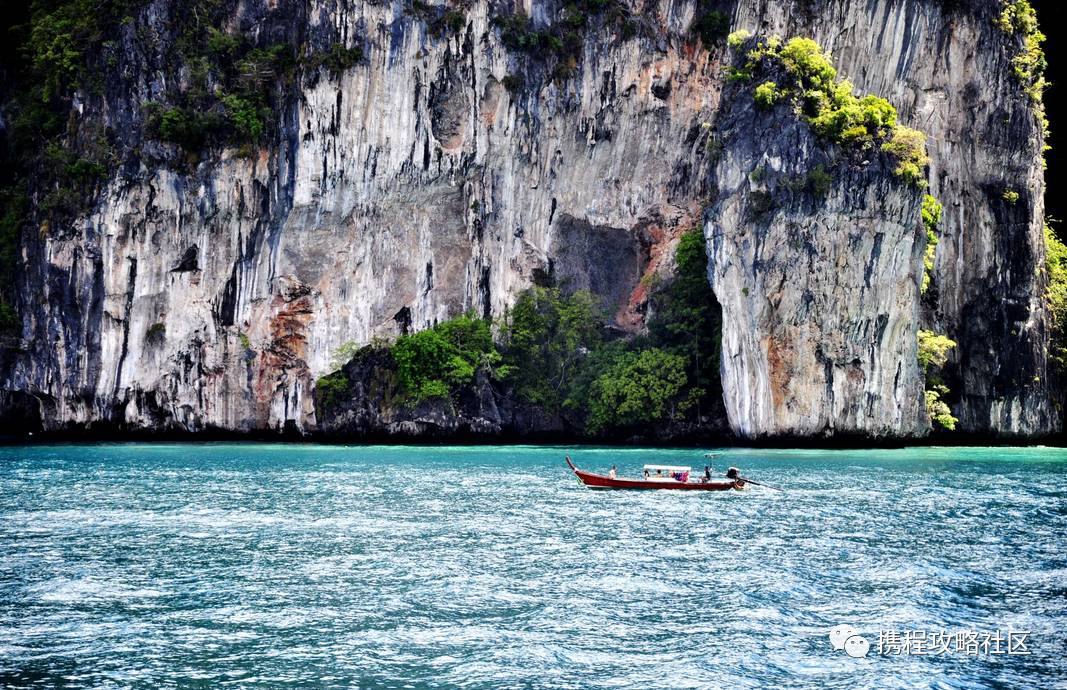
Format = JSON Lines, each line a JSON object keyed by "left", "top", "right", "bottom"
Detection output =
{"left": 0, "top": 444, "right": 1064, "bottom": 689}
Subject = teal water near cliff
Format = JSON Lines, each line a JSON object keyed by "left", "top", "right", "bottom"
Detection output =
{"left": 0, "top": 444, "right": 1064, "bottom": 689}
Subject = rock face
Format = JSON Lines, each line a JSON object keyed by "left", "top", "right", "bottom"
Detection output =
{"left": 713, "top": 0, "right": 1058, "bottom": 437}
{"left": 0, "top": 0, "right": 1058, "bottom": 439}
{"left": 706, "top": 95, "right": 927, "bottom": 438}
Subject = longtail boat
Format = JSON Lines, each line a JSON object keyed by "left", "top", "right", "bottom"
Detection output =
{"left": 565, "top": 456, "right": 745, "bottom": 491}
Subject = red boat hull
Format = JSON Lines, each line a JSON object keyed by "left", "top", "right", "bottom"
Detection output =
{"left": 565, "top": 457, "right": 743, "bottom": 491}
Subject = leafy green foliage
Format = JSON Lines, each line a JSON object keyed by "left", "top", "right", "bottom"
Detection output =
{"left": 206, "top": 27, "right": 243, "bottom": 59}
{"left": 221, "top": 94, "right": 264, "bottom": 141}
{"left": 778, "top": 37, "right": 836, "bottom": 94}
{"left": 140, "top": 4, "right": 301, "bottom": 154}
{"left": 492, "top": 1, "right": 633, "bottom": 84}
{"left": 587, "top": 349, "right": 690, "bottom": 433}
{"left": 146, "top": 104, "right": 226, "bottom": 152}
{"left": 646, "top": 228, "right": 721, "bottom": 407}
{"left": 810, "top": 89, "right": 898, "bottom": 147}
{"left": 24, "top": 0, "right": 139, "bottom": 101}
{"left": 315, "top": 371, "right": 350, "bottom": 410}
{"left": 392, "top": 314, "right": 500, "bottom": 402}
{"left": 918, "top": 328, "right": 958, "bottom": 431}
{"left": 501, "top": 287, "right": 603, "bottom": 409}
{"left": 925, "top": 386, "right": 957, "bottom": 431}
{"left": 728, "top": 34, "right": 929, "bottom": 187}
{"left": 997, "top": 0, "right": 1039, "bottom": 34}
{"left": 500, "top": 228, "right": 722, "bottom": 434}
{"left": 0, "top": 1, "right": 130, "bottom": 238}
{"left": 880, "top": 127, "right": 929, "bottom": 187}
{"left": 317, "top": 322, "right": 490, "bottom": 408}
{"left": 1002, "top": 189, "right": 1020, "bottom": 204}
{"left": 392, "top": 329, "right": 459, "bottom": 401}
{"left": 995, "top": 1, "right": 1047, "bottom": 146}
{"left": 318, "top": 231, "right": 722, "bottom": 435}
{"left": 997, "top": 1, "right": 1046, "bottom": 98}
{"left": 918, "top": 329, "right": 956, "bottom": 370}
{"left": 1, "top": 9, "right": 112, "bottom": 313}
{"left": 727, "top": 29, "right": 752, "bottom": 48}
{"left": 921, "top": 195, "right": 942, "bottom": 294}
{"left": 1045, "top": 224, "right": 1067, "bottom": 375}
{"left": 28, "top": 9, "right": 83, "bottom": 101}
{"left": 195, "top": 40, "right": 290, "bottom": 148}
{"left": 690, "top": 8, "right": 728, "bottom": 46}
{"left": 754, "top": 81, "right": 780, "bottom": 109}
{"left": 305, "top": 43, "right": 364, "bottom": 78}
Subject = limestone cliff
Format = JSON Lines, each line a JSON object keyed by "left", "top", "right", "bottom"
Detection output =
{"left": 706, "top": 84, "right": 928, "bottom": 437}
{"left": 0, "top": 0, "right": 1057, "bottom": 439}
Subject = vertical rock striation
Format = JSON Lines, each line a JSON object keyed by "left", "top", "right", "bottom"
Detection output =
{"left": 0, "top": 0, "right": 1057, "bottom": 439}
{"left": 706, "top": 91, "right": 927, "bottom": 438}
{"left": 726, "top": 0, "right": 1055, "bottom": 435}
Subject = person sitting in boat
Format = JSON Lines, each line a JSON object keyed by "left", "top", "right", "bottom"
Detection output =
{"left": 643, "top": 468, "right": 650, "bottom": 479}
{"left": 703, "top": 465, "right": 712, "bottom": 482}
{"left": 608, "top": 465, "right": 617, "bottom": 479}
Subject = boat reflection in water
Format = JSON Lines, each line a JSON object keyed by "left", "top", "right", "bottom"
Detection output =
{"left": 565, "top": 456, "right": 746, "bottom": 491}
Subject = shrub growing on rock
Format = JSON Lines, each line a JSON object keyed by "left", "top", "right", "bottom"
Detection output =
{"left": 917, "top": 329, "right": 956, "bottom": 370}
{"left": 917, "top": 328, "right": 959, "bottom": 431}
{"left": 754, "top": 81, "right": 780, "bottom": 109}
{"left": 392, "top": 314, "right": 499, "bottom": 402}
{"left": 920, "top": 195, "right": 943, "bottom": 294}
{"left": 1045, "top": 224, "right": 1067, "bottom": 374}
{"left": 728, "top": 34, "right": 930, "bottom": 187}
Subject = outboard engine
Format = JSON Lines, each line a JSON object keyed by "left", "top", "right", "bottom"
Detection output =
{"left": 726, "top": 467, "right": 741, "bottom": 479}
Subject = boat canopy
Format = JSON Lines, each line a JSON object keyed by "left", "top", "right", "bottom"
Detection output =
{"left": 643, "top": 464, "right": 691, "bottom": 472}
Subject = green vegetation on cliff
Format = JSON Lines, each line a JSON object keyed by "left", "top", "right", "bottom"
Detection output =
{"left": 316, "top": 228, "right": 722, "bottom": 436}
{"left": 586, "top": 349, "right": 692, "bottom": 434}
{"left": 501, "top": 287, "right": 603, "bottom": 408}
{"left": 690, "top": 5, "right": 729, "bottom": 47}
{"left": 146, "top": 12, "right": 300, "bottom": 154}
{"left": 645, "top": 228, "right": 722, "bottom": 410}
{"left": 393, "top": 315, "right": 501, "bottom": 402}
{"left": 0, "top": 1, "right": 138, "bottom": 328}
{"left": 920, "top": 195, "right": 943, "bottom": 295}
{"left": 0, "top": 0, "right": 372, "bottom": 331}
{"left": 1045, "top": 224, "right": 1067, "bottom": 378}
{"left": 728, "top": 34, "right": 929, "bottom": 187}
{"left": 492, "top": 1, "right": 634, "bottom": 82}
{"left": 918, "top": 329, "right": 959, "bottom": 431}
{"left": 499, "top": 228, "right": 722, "bottom": 432}
{"left": 995, "top": 0, "right": 1048, "bottom": 161}
{"left": 996, "top": 2, "right": 1046, "bottom": 107}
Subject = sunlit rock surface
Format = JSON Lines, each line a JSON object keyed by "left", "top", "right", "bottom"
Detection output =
{"left": 0, "top": 0, "right": 1056, "bottom": 438}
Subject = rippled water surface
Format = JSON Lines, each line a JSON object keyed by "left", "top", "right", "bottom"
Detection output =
{"left": 0, "top": 444, "right": 1065, "bottom": 689}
